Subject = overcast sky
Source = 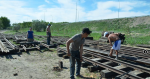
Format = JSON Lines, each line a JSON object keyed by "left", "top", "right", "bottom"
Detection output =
{"left": 0, "top": 0, "right": 150, "bottom": 24}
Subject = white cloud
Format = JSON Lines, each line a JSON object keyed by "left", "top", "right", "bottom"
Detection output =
{"left": 85, "top": 1, "right": 149, "bottom": 21}
{"left": 0, "top": 0, "right": 149, "bottom": 24}
{"left": 80, "top": 0, "right": 85, "bottom": 3}
{"left": 45, "top": 0, "right": 50, "bottom": 4}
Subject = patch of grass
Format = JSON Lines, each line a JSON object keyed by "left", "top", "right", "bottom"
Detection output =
{"left": 3, "top": 30, "right": 17, "bottom": 34}
{"left": 49, "top": 69, "right": 51, "bottom": 72}
{"left": 4, "top": 17, "right": 150, "bottom": 46}
{"left": 6, "top": 59, "right": 10, "bottom": 61}
{"left": 44, "top": 65, "right": 48, "bottom": 70}
{"left": 85, "top": 72, "right": 90, "bottom": 76}
{"left": 59, "top": 45, "right": 66, "bottom": 47}
{"left": 90, "top": 33, "right": 101, "bottom": 40}
{"left": 54, "top": 71, "right": 61, "bottom": 76}
{"left": 76, "top": 77, "right": 81, "bottom": 79}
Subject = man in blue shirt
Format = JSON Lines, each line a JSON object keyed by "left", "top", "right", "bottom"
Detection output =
{"left": 27, "top": 27, "right": 34, "bottom": 42}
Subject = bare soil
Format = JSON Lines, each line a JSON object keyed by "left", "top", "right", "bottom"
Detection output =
{"left": 0, "top": 48, "right": 95, "bottom": 79}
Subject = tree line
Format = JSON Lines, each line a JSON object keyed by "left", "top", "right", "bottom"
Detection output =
{"left": 12, "top": 20, "right": 51, "bottom": 32}
{"left": 0, "top": 16, "right": 10, "bottom": 29}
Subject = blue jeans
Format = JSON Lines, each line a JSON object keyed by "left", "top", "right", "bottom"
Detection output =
{"left": 70, "top": 50, "right": 81, "bottom": 79}
{"left": 47, "top": 32, "right": 51, "bottom": 45}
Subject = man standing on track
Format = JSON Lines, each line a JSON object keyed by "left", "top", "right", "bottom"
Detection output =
{"left": 66, "top": 28, "right": 92, "bottom": 79}
{"left": 46, "top": 24, "right": 52, "bottom": 45}
{"left": 103, "top": 32, "right": 121, "bottom": 60}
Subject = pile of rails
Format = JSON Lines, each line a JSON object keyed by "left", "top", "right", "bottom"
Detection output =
{"left": 0, "top": 35, "right": 17, "bottom": 53}
{"left": 0, "top": 33, "right": 57, "bottom": 54}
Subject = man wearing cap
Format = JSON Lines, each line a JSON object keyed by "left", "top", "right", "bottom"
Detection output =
{"left": 27, "top": 27, "right": 34, "bottom": 42}
{"left": 66, "top": 28, "right": 92, "bottom": 79}
{"left": 103, "top": 32, "right": 121, "bottom": 60}
{"left": 46, "top": 24, "right": 52, "bottom": 45}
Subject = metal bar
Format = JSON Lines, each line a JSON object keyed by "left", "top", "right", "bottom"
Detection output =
{"left": 58, "top": 47, "right": 150, "bottom": 74}
{"left": 0, "top": 40, "right": 9, "bottom": 53}
{"left": 83, "top": 49, "right": 150, "bottom": 74}
{"left": 36, "top": 45, "right": 40, "bottom": 50}
{"left": 82, "top": 56, "right": 143, "bottom": 79}
{"left": 21, "top": 45, "right": 27, "bottom": 51}
{"left": 91, "top": 46, "right": 150, "bottom": 59}
{"left": 0, "top": 40, "right": 4, "bottom": 52}
{"left": 40, "top": 43, "right": 50, "bottom": 49}
{"left": 15, "top": 36, "right": 18, "bottom": 40}
{"left": 4, "top": 38, "right": 15, "bottom": 49}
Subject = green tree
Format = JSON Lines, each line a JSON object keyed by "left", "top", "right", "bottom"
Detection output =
{"left": 0, "top": 20, "right": 4, "bottom": 29}
{"left": 12, "top": 23, "right": 20, "bottom": 32}
{"left": 0, "top": 16, "right": 10, "bottom": 29}
{"left": 32, "top": 20, "right": 46, "bottom": 32}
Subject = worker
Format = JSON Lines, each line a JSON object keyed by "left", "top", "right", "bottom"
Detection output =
{"left": 66, "top": 28, "right": 92, "bottom": 79}
{"left": 46, "top": 24, "right": 52, "bottom": 45}
{"left": 27, "top": 27, "right": 34, "bottom": 42}
{"left": 103, "top": 32, "right": 121, "bottom": 60}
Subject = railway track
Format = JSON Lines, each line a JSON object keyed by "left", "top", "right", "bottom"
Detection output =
{"left": 1, "top": 33, "right": 150, "bottom": 78}
{"left": 50, "top": 36, "right": 150, "bottom": 64}
{"left": 57, "top": 47, "right": 150, "bottom": 79}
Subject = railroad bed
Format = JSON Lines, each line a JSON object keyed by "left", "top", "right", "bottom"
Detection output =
{"left": 57, "top": 47, "right": 150, "bottom": 79}
{"left": 1, "top": 33, "right": 150, "bottom": 78}
{"left": 50, "top": 36, "right": 150, "bottom": 65}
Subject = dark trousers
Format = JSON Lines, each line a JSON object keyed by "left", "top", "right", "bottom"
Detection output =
{"left": 70, "top": 50, "right": 81, "bottom": 79}
{"left": 47, "top": 32, "right": 51, "bottom": 45}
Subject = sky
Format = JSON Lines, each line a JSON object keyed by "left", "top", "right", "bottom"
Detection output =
{"left": 0, "top": 0, "right": 150, "bottom": 24}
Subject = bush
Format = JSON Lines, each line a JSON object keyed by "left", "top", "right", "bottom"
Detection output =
{"left": 12, "top": 23, "right": 20, "bottom": 32}
{"left": 7, "top": 26, "right": 12, "bottom": 30}
{"left": 32, "top": 20, "right": 47, "bottom": 32}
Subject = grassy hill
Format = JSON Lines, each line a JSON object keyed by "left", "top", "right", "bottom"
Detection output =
{"left": 4, "top": 15, "right": 150, "bottom": 45}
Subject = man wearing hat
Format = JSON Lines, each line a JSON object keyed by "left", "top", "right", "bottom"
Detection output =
{"left": 27, "top": 27, "right": 34, "bottom": 42}
{"left": 46, "top": 24, "right": 52, "bottom": 45}
{"left": 66, "top": 28, "right": 92, "bottom": 79}
{"left": 103, "top": 32, "right": 121, "bottom": 60}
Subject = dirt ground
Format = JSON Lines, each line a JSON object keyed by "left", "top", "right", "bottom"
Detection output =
{"left": 0, "top": 30, "right": 7, "bottom": 33}
{"left": 0, "top": 48, "right": 98, "bottom": 79}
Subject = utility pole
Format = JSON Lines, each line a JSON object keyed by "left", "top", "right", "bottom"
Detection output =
{"left": 118, "top": 0, "right": 120, "bottom": 19}
{"left": 75, "top": 2, "right": 77, "bottom": 22}
{"left": 44, "top": 12, "right": 45, "bottom": 21}
{"left": 118, "top": 0, "right": 120, "bottom": 29}
{"left": 78, "top": 11, "right": 79, "bottom": 22}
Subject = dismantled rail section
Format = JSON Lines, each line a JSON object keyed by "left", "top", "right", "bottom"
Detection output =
{"left": 57, "top": 47, "right": 150, "bottom": 79}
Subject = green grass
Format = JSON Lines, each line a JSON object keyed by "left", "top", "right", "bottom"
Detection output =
{"left": 3, "top": 17, "right": 150, "bottom": 46}
{"left": 4, "top": 30, "right": 17, "bottom": 34}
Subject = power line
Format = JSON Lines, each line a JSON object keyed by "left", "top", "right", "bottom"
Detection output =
{"left": 118, "top": 0, "right": 120, "bottom": 29}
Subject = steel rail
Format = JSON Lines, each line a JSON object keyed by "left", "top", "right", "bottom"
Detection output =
{"left": 83, "top": 49, "right": 150, "bottom": 74}
{"left": 4, "top": 38, "right": 15, "bottom": 49}
{"left": 82, "top": 56, "right": 143, "bottom": 79}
